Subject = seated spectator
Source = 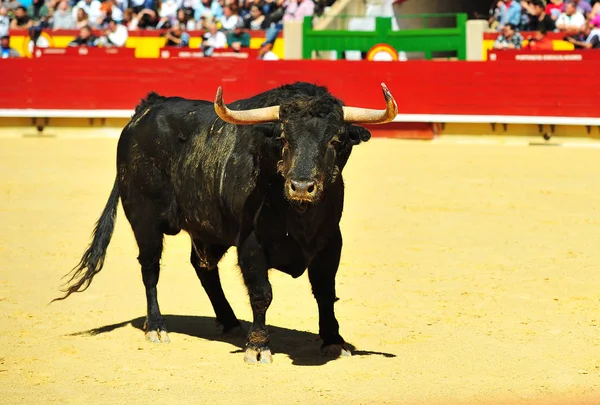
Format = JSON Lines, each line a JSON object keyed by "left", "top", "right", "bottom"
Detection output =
{"left": 525, "top": 0, "right": 556, "bottom": 31}
{"left": 226, "top": 21, "right": 250, "bottom": 51}
{"left": 198, "top": 12, "right": 213, "bottom": 30}
{"left": 243, "top": 4, "right": 269, "bottom": 29}
{"left": 175, "top": 7, "right": 195, "bottom": 30}
{"left": 164, "top": 24, "right": 189, "bottom": 46}
{"left": 238, "top": 0, "right": 252, "bottom": 19}
{"left": 0, "top": 7, "right": 9, "bottom": 37}
{"left": 75, "top": 7, "right": 89, "bottom": 28}
{"left": 219, "top": 4, "right": 240, "bottom": 31}
{"left": 72, "top": 0, "right": 102, "bottom": 28}
{"left": 10, "top": 6, "right": 31, "bottom": 27}
{"left": 567, "top": 0, "right": 592, "bottom": 17}
{"left": 136, "top": 7, "right": 159, "bottom": 28}
{"left": 52, "top": 0, "right": 76, "bottom": 29}
{"left": 493, "top": 23, "right": 524, "bottom": 48}
{"left": 1, "top": 0, "right": 22, "bottom": 16}
{"left": 194, "top": 0, "right": 222, "bottom": 22}
{"left": 157, "top": 0, "right": 178, "bottom": 29}
{"left": 99, "top": 19, "right": 127, "bottom": 46}
{"left": 0, "top": 34, "right": 19, "bottom": 57}
{"left": 526, "top": 27, "right": 554, "bottom": 49}
{"left": 545, "top": 0, "right": 564, "bottom": 20}
{"left": 27, "top": 0, "right": 48, "bottom": 27}
{"left": 556, "top": 2, "right": 586, "bottom": 33}
{"left": 68, "top": 24, "right": 98, "bottom": 46}
{"left": 121, "top": 8, "right": 139, "bottom": 30}
{"left": 565, "top": 22, "right": 600, "bottom": 47}
{"left": 282, "top": 0, "right": 314, "bottom": 22}
{"left": 201, "top": 21, "right": 226, "bottom": 55}
{"left": 98, "top": 0, "right": 123, "bottom": 26}
{"left": 493, "top": 0, "right": 523, "bottom": 31}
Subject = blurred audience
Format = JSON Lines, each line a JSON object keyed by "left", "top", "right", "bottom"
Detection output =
{"left": 98, "top": 18, "right": 127, "bottom": 45}
{"left": 1, "top": 33, "right": 19, "bottom": 56}
{"left": 526, "top": 26, "right": 554, "bottom": 48}
{"left": 10, "top": 5, "right": 32, "bottom": 27}
{"left": 164, "top": 24, "right": 189, "bottom": 46}
{"left": 67, "top": 24, "right": 97, "bottom": 45}
{"left": 201, "top": 21, "right": 225, "bottom": 55}
{"left": 226, "top": 20, "right": 249, "bottom": 51}
{"left": 565, "top": 21, "right": 600, "bottom": 47}
{"left": 493, "top": 22, "right": 524, "bottom": 48}
{"left": 0, "top": 6, "right": 9, "bottom": 36}
{"left": 51, "top": 0, "right": 75, "bottom": 29}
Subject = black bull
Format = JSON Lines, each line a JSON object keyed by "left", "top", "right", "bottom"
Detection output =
{"left": 54, "top": 82, "right": 398, "bottom": 364}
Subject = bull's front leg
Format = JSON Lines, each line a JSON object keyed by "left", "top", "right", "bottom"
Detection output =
{"left": 238, "top": 232, "right": 274, "bottom": 364}
{"left": 308, "top": 227, "right": 351, "bottom": 358}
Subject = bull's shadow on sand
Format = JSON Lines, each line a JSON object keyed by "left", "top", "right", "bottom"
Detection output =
{"left": 71, "top": 315, "right": 396, "bottom": 366}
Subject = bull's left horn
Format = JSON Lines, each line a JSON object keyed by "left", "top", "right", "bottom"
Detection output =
{"left": 342, "top": 83, "right": 398, "bottom": 124}
{"left": 214, "top": 86, "right": 280, "bottom": 125}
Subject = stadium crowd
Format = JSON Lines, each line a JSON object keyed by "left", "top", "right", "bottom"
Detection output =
{"left": 490, "top": 0, "right": 600, "bottom": 50}
{"left": 0, "top": 0, "right": 330, "bottom": 57}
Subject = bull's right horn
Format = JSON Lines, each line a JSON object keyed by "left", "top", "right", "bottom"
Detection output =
{"left": 214, "top": 86, "right": 280, "bottom": 125}
{"left": 342, "top": 83, "right": 398, "bottom": 124}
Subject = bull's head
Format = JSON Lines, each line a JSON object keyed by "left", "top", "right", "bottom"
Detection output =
{"left": 214, "top": 83, "right": 397, "bottom": 209}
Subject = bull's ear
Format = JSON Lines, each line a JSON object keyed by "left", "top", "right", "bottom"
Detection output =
{"left": 347, "top": 125, "right": 371, "bottom": 145}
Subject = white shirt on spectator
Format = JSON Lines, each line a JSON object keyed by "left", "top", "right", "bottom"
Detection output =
{"left": 108, "top": 23, "right": 128, "bottom": 46}
{"left": 159, "top": 0, "right": 180, "bottom": 20}
{"left": 0, "top": 15, "right": 9, "bottom": 37}
{"left": 203, "top": 30, "right": 227, "bottom": 48}
{"left": 556, "top": 11, "right": 586, "bottom": 30}
{"left": 72, "top": 0, "right": 102, "bottom": 24}
{"left": 129, "top": 0, "right": 145, "bottom": 7}
{"left": 219, "top": 14, "right": 240, "bottom": 31}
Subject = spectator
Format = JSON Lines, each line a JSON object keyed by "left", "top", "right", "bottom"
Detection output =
{"left": 556, "top": 1, "right": 586, "bottom": 32}
{"left": 0, "top": 7, "right": 9, "bottom": 36}
{"left": 525, "top": 0, "right": 556, "bottom": 31}
{"left": 136, "top": 7, "right": 159, "bottom": 28}
{"left": 98, "top": 0, "right": 123, "bottom": 25}
{"left": 226, "top": 20, "right": 250, "bottom": 51}
{"left": 201, "top": 21, "right": 226, "bottom": 55}
{"left": 219, "top": 4, "right": 240, "bottom": 31}
{"left": 526, "top": 27, "right": 554, "bottom": 49}
{"left": 26, "top": 0, "right": 48, "bottom": 26}
{"left": 567, "top": 0, "right": 592, "bottom": 17}
{"left": 244, "top": 4, "right": 268, "bottom": 29}
{"left": 282, "top": 0, "right": 314, "bottom": 22}
{"left": 99, "top": 19, "right": 127, "bottom": 46}
{"left": 198, "top": 12, "right": 213, "bottom": 30}
{"left": 565, "top": 22, "right": 600, "bottom": 47}
{"left": 121, "top": 8, "right": 139, "bottom": 30}
{"left": 10, "top": 5, "right": 32, "bottom": 27}
{"left": 72, "top": 0, "right": 102, "bottom": 27}
{"left": 175, "top": 7, "right": 195, "bottom": 30}
{"left": 164, "top": 24, "right": 189, "bottom": 46}
{"left": 75, "top": 7, "right": 89, "bottom": 28}
{"left": 157, "top": 0, "right": 178, "bottom": 29}
{"left": 545, "top": 0, "right": 564, "bottom": 20}
{"left": 194, "top": 0, "right": 222, "bottom": 22}
{"left": 495, "top": 0, "right": 523, "bottom": 30}
{"left": 1, "top": 34, "right": 19, "bottom": 57}
{"left": 51, "top": 0, "right": 76, "bottom": 29}
{"left": 493, "top": 23, "right": 524, "bottom": 48}
{"left": 1, "top": 0, "right": 22, "bottom": 16}
{"left": 238, "top": 0, "right": 252, "bottom": 19}
{"left": 68, "top": 25, "right": 98, "bottom": 46}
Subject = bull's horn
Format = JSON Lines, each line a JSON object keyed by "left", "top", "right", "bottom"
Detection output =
{"left": 214, "top": 86, "right": 280, "bottom": 125}
{"left": 342, "top": 83, "right": 398, "bottom": 124}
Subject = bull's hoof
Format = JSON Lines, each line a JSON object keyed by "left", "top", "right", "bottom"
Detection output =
{"left": 145, "top": 330, "right": 170, "bottom": 343}
{"left": 321, "top": 343, "right": 352, "bottom": 358}
{"left": 244, "top": 348, "right": 273, "bottom": 364}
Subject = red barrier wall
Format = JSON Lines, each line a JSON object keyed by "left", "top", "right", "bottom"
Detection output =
{"left": 2, "top": 58, "right": 599, "bottom": 117}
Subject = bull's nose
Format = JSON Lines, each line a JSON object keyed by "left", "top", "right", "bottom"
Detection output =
{"left": 289, "top": 180, "right": 317, "bottom": 199}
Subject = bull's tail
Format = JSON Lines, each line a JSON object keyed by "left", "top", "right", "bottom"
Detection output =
{"left": 52, "top": 177, "right": 120, "bottom": 303}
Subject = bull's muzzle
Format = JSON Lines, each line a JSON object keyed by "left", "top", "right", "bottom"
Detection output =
{"left": 285, "top": 178, "right": 320, "bottom": 204}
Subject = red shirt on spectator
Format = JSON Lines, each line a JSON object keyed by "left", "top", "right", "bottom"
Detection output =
{"left": 528, "top": 35, "right": 554, "bottom": 50}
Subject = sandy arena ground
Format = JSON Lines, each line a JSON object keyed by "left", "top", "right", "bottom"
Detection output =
{"left": 1, "top": 135, "right": 600, "bottom": 405}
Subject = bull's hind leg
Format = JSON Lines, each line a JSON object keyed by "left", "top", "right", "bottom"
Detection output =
{"left": 132, "top": 224, "right": 170, "bottom": 343}
{"left": 190, "top": 240, "right": 241, "bottom": 334}
{"left": 238, "top": 232, "right": 273, "bottom": 364}
{"left": 308, "top": 227, "right": 351, "bottom": 358}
